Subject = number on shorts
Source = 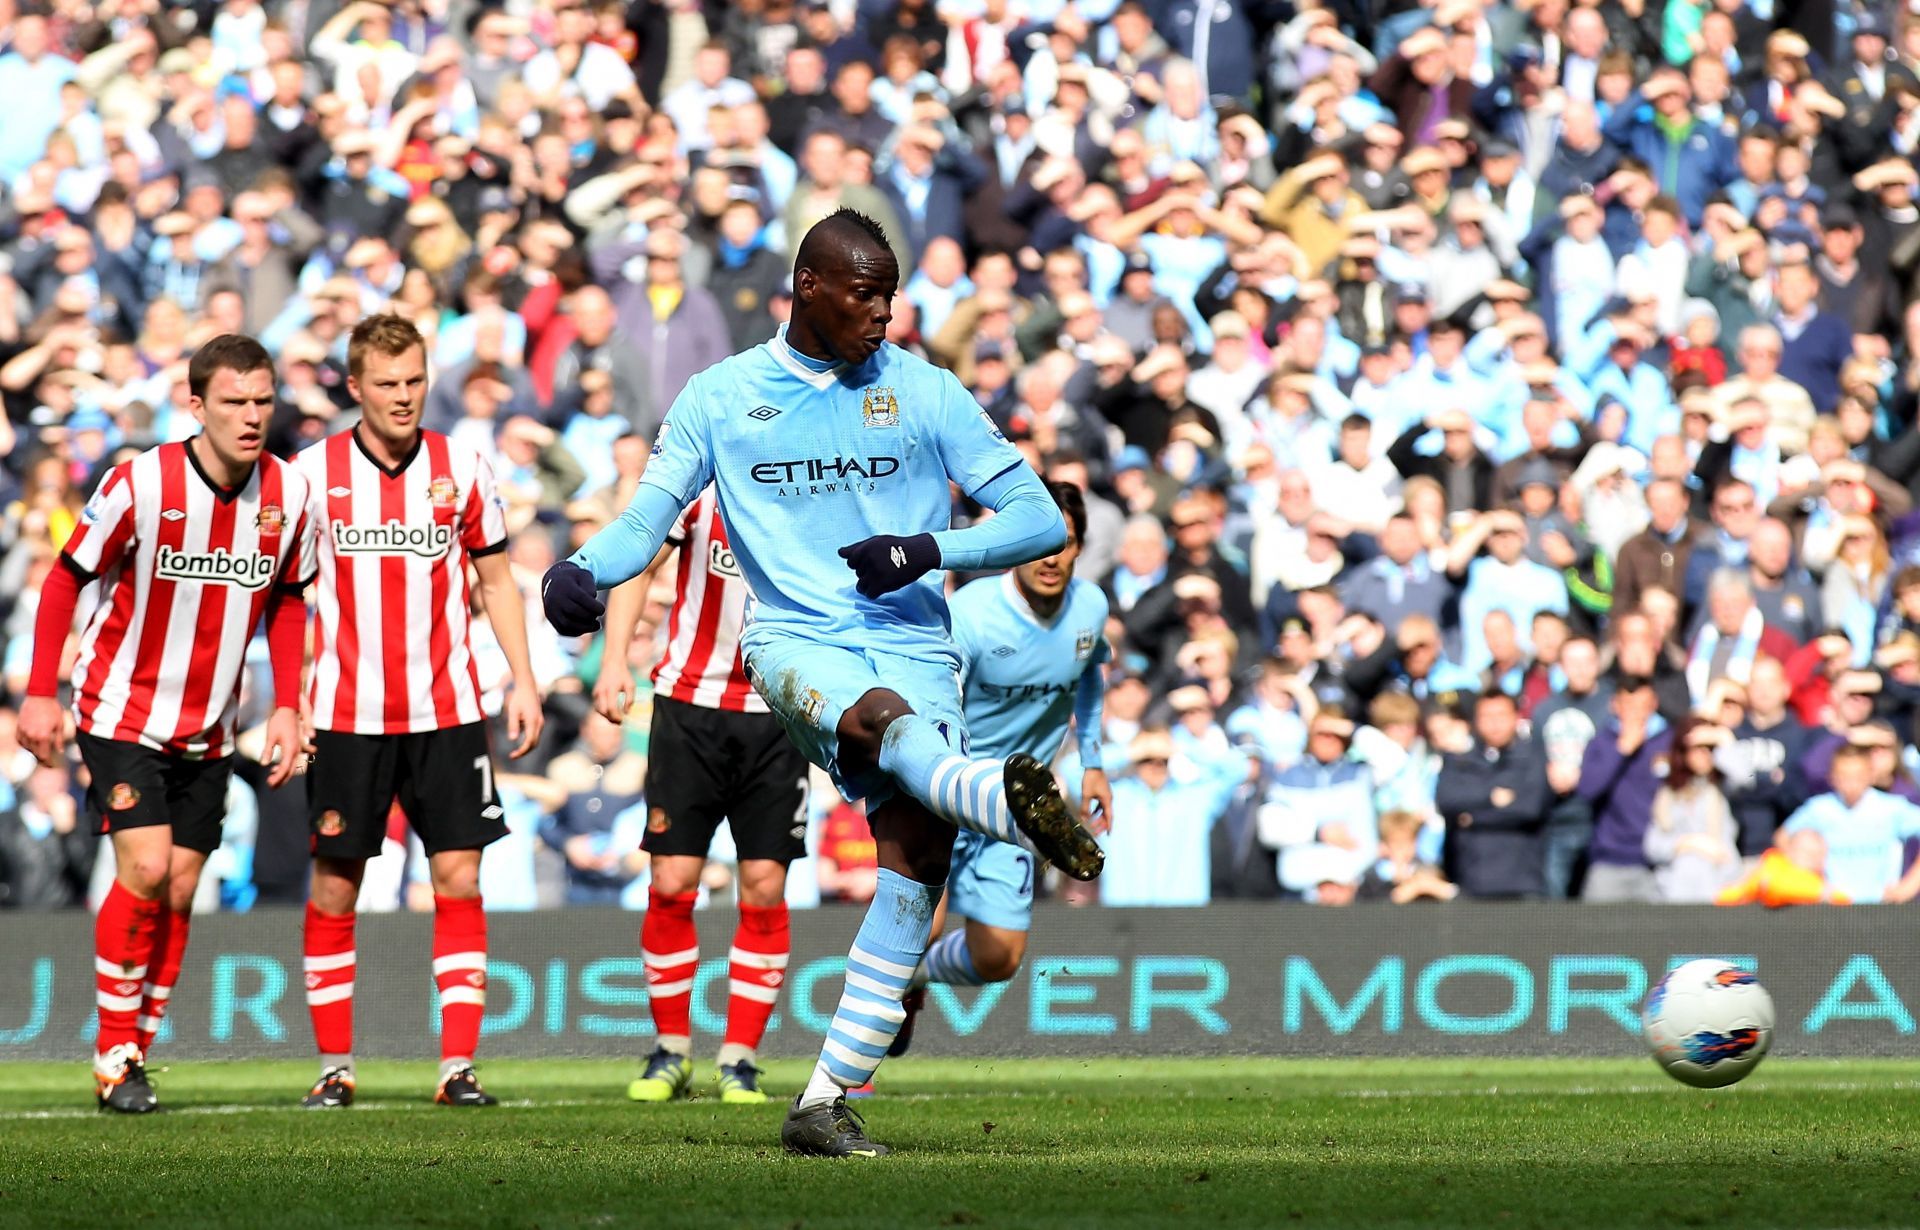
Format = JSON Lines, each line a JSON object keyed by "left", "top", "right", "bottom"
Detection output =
{"left": 1016, "top": 852, "right": 1033, "bottom": 897}
{"left": 474, "top": 754, "right": 494, "bottom": 803}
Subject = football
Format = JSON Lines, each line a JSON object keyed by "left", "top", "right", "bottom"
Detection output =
{"left": 1642, "top": 959, "right": 1776, "bottom": 1089}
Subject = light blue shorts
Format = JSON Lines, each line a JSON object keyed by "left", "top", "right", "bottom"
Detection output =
{"left": 743, "top": 630, "right": 967, "bottom": 806}
{"left": 948, "top": 829, "right": 1035, "bottom": 932}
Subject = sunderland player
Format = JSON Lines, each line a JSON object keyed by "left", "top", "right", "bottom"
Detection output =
{"left": 294, "top": 315, "right": 543, "bottom": 1110}
{"left": 544, "top": 209, "right": 1103, "bottom": 1157}
{"left": 590, "top": 487, "right": 809, "bottom": 1105}
{"left": 20, "top": 335, "right": 314, "bottom": 1112}
{"left": 890, "top": 482, "right": 1111, "bottom": 1057}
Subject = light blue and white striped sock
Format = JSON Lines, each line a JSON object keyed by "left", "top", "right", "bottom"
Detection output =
{"left": 920, "top": 928, "right": 986, "bottom": 987}
{"left": 799, "top": 869, "right": 943, "bottom": 1108}
{"left": 878, "top": 714, "right": 1028, "bottom": 848}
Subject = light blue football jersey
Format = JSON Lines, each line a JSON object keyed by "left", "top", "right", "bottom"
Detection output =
{"left": 634, "top": 328, "right": 1027, "bottom": 663}
{"left": 949, "top": 572, "right": 1110, "bottom": 763}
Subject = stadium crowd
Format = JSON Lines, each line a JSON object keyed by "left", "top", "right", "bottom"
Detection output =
{"left": 3, "top": 0, "right": 1920, "bottom": 913}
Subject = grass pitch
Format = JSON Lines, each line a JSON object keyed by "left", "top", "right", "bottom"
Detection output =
{"left": 1, "top": 1057, "right": 1917, "bottom": 1229}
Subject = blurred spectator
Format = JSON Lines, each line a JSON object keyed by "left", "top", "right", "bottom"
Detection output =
{"left": 1780, "top": 743, "right": 1920, "bottom": 903}
{"left": 1356, "top": 808, "right": 1457, "bottom": 903}
{"left": 542, "top": 712, "right": 648, "bottom": 905}
{"left": 1577, "top": 675, "right": 1671, "bottom": 903}
{"left": 1261, "top": 708, "right": 1375, "bottom": 899}
{"left": 1716, "top": 830, "right": 1850, "bottom": 906}
{"left": 595, "top": 227, "right": 731, "bottom": 418}
{"left": 0, "top": 763, "right": 94, "bottom": 910}
{"left": 1716, "top": 656, "right": 1814, "bottom": 857}
{"left": 1531, "top": 635, "right": 1613, "bottom": 899}
{"left": 1436, "top": 690, "right": 1550, "bottom": 899}
{"left": 1645, "top": 719, "right": 1741, "bottom": 903}
{"left": 817, "top": 800, "right": 878, "bottom": 904}
{"left": 1684, "top": 568, "right": 1803, "bottom": 708}
{"left": 1101, "top": 727, "right": 1248, "bottom": 906}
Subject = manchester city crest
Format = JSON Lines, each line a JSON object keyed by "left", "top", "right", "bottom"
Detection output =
{"left": 1075, "top": 629, "right": 1096, "bottom": 660}
{"left": 862, "top": 387, "right": 899, "bottom": 428}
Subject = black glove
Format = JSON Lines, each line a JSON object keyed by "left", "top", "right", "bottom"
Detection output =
{"left": 838, "top": 533, "right": 940, "bottom": 598}
{"left": 542, "top": 560, "right": 605, "bottom": 636}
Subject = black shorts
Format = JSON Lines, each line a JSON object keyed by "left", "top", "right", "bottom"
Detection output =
{"left": 306, "top": 722, "right": 507, "bottom": 860}
{"left": 76, "top": 731, "right": 234, "bottom": 855}
{"left": 644, "top": 695, "right": 809, "bottom": 863}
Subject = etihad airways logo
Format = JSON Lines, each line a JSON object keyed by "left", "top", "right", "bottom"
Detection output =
{"left": 748, "top": 455, "right": 900, "bottom": 497}
{"left": 156, "top": 546, "right": 277, "bottom": 589}
{"left": 331, "top": 521, "right": 455, "bottom": 558}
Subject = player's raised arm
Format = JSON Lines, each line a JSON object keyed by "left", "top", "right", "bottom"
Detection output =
{"left": 837, "top": 383, "right": 1067, "bottom": 598}
{"left": 543, "top": 385, "right": 714, "bottom": 635}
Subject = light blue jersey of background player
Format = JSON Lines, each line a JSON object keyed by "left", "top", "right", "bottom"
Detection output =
{"left": 884, "top": 485, "right": 1112, "bottom": 1036}
{"left": 945, "top": 571, "right": 1110, "bottom": 932}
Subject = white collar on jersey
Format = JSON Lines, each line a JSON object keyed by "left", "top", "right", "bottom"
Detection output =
{"left": 1001, "top": 568, "right": 1067, "bottom": 630}
{"left": 768, "top": 324, "right": 848, "bottom": 391}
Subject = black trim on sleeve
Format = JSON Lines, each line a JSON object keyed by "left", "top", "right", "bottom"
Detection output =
{"left": 57, "top": 553, "right": 97, "bottom": 584}
{"left": 469, "top": 539, "right": 509, "bottom": 559}
{"left": 972, "top": 460, "right": 1024, "bottom": 495}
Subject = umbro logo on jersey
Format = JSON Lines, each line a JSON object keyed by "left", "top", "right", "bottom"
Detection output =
{"left": 889, "top": 545, "right": 907, "bottom": 569}
{"left": 156, "top": 545, "right": 276, "bottom": 589}
{"left": 992, "top": 645, "right": 1016, "bottom": 658}
{"left": 748, "top": 405, "right": 781, "bottom": 421}
{"left": 327, "top": 486, "right": 352, "bottom": 499}
{"left": 331, "top": 521, "right": 454, "bottom": 558}
{"left": 161, "top": 509, "right": 187, "bottom": 522}
{"left": 481, "top": 804, "right": 504, "bottom": 821}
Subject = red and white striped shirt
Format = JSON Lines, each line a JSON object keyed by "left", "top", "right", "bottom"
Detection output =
{"left": 653, "top": 488, "right": 764, "bottom": 713}
{"left": 64, "top": 442, "right": 316, "bottom": 757}
{"left": 297, "top": 428, "right": 507, "bottom": 735}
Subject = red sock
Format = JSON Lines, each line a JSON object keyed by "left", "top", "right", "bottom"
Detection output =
{"left": 95, "top": 882, "right": 162, "bottom": 1058}
{"left": 303, "top": 902, "right": 357, "bottom": 1057}
{"left": 724, "top": 902, "right": 789, "bottom": 1054}
{"left": 135, "top": 909, "right": 191, "bottom": 1054}
{"left": 641, "top": 888, "right": 699, "bottom": 1045}
{"left": 433, "top": 894, "right": 487, "bottom": 1063}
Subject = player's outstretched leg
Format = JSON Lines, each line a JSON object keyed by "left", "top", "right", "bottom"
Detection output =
{"left": 877, "top": 716, "right": 1103, "bottom": 880}
{"left": 433, "top": 892, "right": 497, "bottom": 1106}
{"left": 716, "top": 900, "right": 788, "bottom": 1104}
{"left": 94, "top": 880, "right": 163, "bottom": 1113}
{"left": 632, "top": 886, "right": 698, "bottom": 1102}
{"left": 782, "top": 868, "right": 942, "bottom": 1157}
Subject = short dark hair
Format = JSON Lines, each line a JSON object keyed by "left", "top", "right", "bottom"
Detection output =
{"left": 1048, "top": 480, "right": 1088, "bottom": 543}
{"left": 188, "top": 333, "right": 273, "bottom": 400}
{"left": 825, "top": 206, "right": 883, "bottom": 249}
{"left": 347, "top": 313, "right": 426, "bottom": 380}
